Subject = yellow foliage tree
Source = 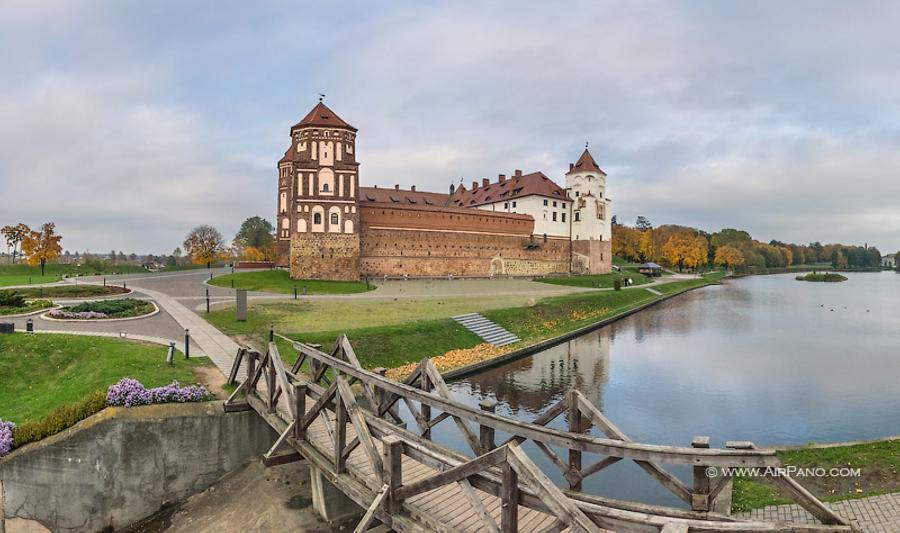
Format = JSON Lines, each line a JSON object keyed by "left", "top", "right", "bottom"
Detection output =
{"left": 183, "top": 225, "right": 225, "bottom": 268}
{"left": 638, "top": 229, "right": 656, "bottom": 262}
{"left": 612, "top": 225, "right": 641, "bottom": 262}
{"left": 714, "top": 245, "right": 745, "bottom": 269}
{"left": 661, "top": 232, "right": 708, "bottom": 271}
{"left": 21, "top": 222, "right": 62, "bottom": 276}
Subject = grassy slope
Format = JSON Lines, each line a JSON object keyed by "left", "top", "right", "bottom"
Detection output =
{"left": 0, "top": 333, "right": 211, "bottom": 423}
{"left": 209, "top": 269, "right": 373, "bottom": 295}
{"left": 0, "top": 263, "right": 147, "bottom": 287}
{"left": 537, "top": 268, "right": 651, "bottom": 289}
{"left": 224, "top": 274, "right": 725, "bottom": 372}
{"left": 733, "top": 439, "right": 900, "bottom": 512}
{"left": 206, "top": 293, "right": 546, "bottom": 336}
{"left": 4, "top": 285, "right": 128, "bottom": 298}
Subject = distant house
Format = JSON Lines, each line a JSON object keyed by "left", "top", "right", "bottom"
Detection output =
{"left": 638, "top": 262, "right": 663, "bottom": 277}
{"left": 883, "top": 254, "right": 896, "bottom": 268}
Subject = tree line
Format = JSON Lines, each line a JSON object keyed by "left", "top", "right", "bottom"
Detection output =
{"left": 612, "top": 218, "right": 887, "bottom": 272}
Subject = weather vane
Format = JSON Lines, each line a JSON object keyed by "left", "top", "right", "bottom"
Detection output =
{"left": 319, "top": 93, "right": 325, "bottom": 102}
{"left": 585, "top": 141, "right": 589, "bottom": 149}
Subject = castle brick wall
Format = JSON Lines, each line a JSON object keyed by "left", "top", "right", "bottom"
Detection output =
{"left": 572, "top": 239, "right": 613, "bottom": 275}
{"left": 359, "top": 227, "right": 570, "bottom": 278}
{"left": 290, "top": 233, "right": 360, "bottom": 281}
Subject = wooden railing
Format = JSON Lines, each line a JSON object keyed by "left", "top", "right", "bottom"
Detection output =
{"left": 224, "top": 334, "right": 854, "bottom": 532}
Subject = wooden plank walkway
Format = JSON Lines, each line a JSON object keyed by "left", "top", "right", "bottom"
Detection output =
{"left": 301, "top": 406, "right": 567, "bottom": 533}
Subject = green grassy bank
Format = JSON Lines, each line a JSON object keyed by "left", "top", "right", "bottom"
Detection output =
{"left": 733, "top": 439, "right": 900, "bottom": 512}
{"left": 0, "top": 333, "right": 211, "bottom": 424}
{"left": 209, "top": 269, "right": 374, "bottom": 295}
{"left": 218, "top": 272, "right": 725, "bottom": 371}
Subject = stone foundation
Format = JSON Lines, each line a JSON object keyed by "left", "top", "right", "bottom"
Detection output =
{"left": 290, "top": 233, "right": 361, "bottom": 281}
{"left": 572, "top": 239, "right": 612, "bottom": 275}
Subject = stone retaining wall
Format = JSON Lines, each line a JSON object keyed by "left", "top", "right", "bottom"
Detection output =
{"left": 0, "top": 401, "right": 275, "bottom": 532}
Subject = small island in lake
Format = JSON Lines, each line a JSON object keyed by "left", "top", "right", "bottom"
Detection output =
{"left": 796, "top": 272, "right": 848, "bottom": 282}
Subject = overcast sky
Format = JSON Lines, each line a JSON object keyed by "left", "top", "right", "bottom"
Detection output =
{"left": 3, "top": 1, "right": 900, "bottom": 254}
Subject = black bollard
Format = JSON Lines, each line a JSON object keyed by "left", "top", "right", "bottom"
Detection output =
{"left": 269, "top": 325, "right": 274, "bottom": 343}
{"left": 294, "top": 286, "right": 298, "bottom": 299}
{"left": 184, "top": 329, "right": 190, "bottom": 359}
{"left": 205, "top": 288, "right": 210, "bottom": 313}
{"left": 103, "top": 277, "right": 106, "bottom": 287}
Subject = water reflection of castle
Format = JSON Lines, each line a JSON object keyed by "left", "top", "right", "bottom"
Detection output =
{"left": 465, "top": 329, "right": 611, "bottom": 414}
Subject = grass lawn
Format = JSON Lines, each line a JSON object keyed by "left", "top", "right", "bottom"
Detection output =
{"left": 206, "top": 293, "right": 545, "bottom": 336}
{"left": 537, "top": 268, "right": 651, "bottom": 289}
{"left": 3, "top": 285, "right": 128, "bottom": 298}
{"left": 0, "top": 263, "right": 148, "bottom": 287}
{"left": 0, "top": 333, "right": 211, "bottom": 424}
{"left": 0, "top": 299, "right": 54, "bottom": 316}
{"left": 217, "top": 274, "right": 725, "bottom": 372}
{"left": 733, "top": 439, "right": 900, "bottom": 512}
{"left": 209, "top": 269, "right": 373, "bottom": 295}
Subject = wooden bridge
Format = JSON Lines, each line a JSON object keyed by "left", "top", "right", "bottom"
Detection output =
{"left": 223, "top": 333, "right": 855, "bottom": 532}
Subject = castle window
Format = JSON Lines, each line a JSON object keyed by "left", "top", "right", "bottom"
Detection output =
{"left": 322, "top": 183, "right": 330, "bottom": 192}
{"left": 552, "top": 212, "right": 557, "bottom": 222}
{"left": 553, "top": 201, "right": 557, "bottom": 207}
{"left": 575, "top": 212, "right": 581, "bottom": 222}
{"left": 330, "top": 213, "right": 339, "bottom": 225}
{"left": 576, "top": 191, "right": 580, "bottom": 197}
{"left": 543, "top": 199, "right": 548, "bottom": 206}
{"left": 313, "top": 213, "right": 322, "bottom": 225}
{"left": 562, "top": 203, "right": 566, "bottom": 208}
{"left": 562, "top": 213, "right": 566, "bottom": 222}
{"left": 512, "top": 201, "right": 517, "bottom": 208}
{"left": 504, "top": 202, "right": 508, "bottom": 209}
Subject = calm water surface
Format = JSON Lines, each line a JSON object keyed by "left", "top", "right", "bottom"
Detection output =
{"left": 425, "top": 272, "right": 900, "bottom": 505}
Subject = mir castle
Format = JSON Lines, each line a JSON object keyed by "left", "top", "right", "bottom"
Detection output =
{"left": 275, "top": 101, "right": 612, "bottom": 280}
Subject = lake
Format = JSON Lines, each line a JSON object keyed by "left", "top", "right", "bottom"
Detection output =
{"left": 433, "top": 272, "right": 900, "bottom": 505}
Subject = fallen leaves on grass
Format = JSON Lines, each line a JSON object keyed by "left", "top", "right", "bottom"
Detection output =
{"left": 386, "top": 343, "right": 510, "bottom": 381}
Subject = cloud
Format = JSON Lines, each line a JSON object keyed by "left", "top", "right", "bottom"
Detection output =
{"left": 2, "top": 1, "right": 900, "bottom": 253}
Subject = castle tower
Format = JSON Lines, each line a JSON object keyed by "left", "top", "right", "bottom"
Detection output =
{"left": 566, "top": 148, "right": 612, "bottom": 274}
{"left": 276, "top": 100, "right": 361, "bottom": 280}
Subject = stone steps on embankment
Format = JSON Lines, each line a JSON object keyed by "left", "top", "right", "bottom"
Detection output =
{"left": 451, "top": 313, "right": 520, "bottom": 347}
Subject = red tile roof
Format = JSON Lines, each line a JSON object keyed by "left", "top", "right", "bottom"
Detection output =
{"left": 278, "top": 147, "right": 292, "bottom": 164}
{"left": 291, "top": 102, "right": 357, "bottom": 132}
{"left": 359, "top": 186, "right": 451, "bottom": 207}
{"left": 567, "top": 149, "right": 605, "bottom": 175}
{"left": 448, "top": 171, "right": 568, "bottom": 207}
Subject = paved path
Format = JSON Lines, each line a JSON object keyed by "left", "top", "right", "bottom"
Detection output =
{"left": 737, "top": 493, "right": 900, "bottom": 532}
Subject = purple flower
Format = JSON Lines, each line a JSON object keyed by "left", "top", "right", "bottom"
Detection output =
{"left": 0, "top": 419, "right": 15, "bottom": 456}
{"left": 49, "top": 309, "right": 109, "bottom": 319}
{"left": 106, "top": 378, "right": 209, "bottom": 407}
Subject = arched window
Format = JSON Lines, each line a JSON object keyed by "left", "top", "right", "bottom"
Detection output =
{"left": 322, "top": 183, "right": 330, "bottom": 192}
{"left": 330, "top": 213, "right": 339, "bottom": 225}
{"left": 313, "top": 213, "right": 322, "bottom": 225}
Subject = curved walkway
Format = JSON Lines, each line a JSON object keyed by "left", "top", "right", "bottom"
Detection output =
{"left": 738, "top": 494, "right": 900, "bottom": 532}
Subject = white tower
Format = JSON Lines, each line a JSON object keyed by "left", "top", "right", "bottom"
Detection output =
{"left": 566, "top": 148, "right": 611, "bottom": 242}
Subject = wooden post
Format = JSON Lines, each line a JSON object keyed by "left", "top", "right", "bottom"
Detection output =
{"left": 479, "top": 399, "right": 497, "bottom": 453}
{"left": 335, "top": 389, "right": 348, "bottom": 473}
{"left": 373, "top": 367, "right": 387, "bottom": 413}
{"left": 567, "top": 390, "right": 583, "bottom": 491}
{"left": 267, "top": 353, "right": 276, "bottom": 412}
{"left": 420, "top": 371, "right": 431, "bottom": 440}
{"left": 246, "top": 351, "right": 256, "bottom": 393}
{"left": 692, "top": 436, "right": 711, "bottom": 511}
{"left": 501, "top": 461, "right": 518, "bottom": 532}
{"left": 294, "top": 383, "right": 307, "bottom": 441}
{"left": 383, "top": 435, "right": 403, "bottom": 514}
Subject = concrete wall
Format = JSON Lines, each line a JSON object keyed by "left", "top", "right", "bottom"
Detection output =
{"left": 0, "top": 402, "right": 276, "bottom": 533}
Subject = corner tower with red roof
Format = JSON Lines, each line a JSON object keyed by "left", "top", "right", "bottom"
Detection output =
{"left": 276, "top": 100, "right": 361, "bottom": 279}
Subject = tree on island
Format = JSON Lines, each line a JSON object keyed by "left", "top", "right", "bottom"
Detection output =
{"left": 1, "top": 223, "right": 30, "bottom": 263}
{"left": 183, "top": 225, "right": 225, "bottom": 268}
{"left": 233, "top": 216, "right": 275, "bottom": 261}
{"left": 21, "top": 222, "right": 62, "bottom": 276}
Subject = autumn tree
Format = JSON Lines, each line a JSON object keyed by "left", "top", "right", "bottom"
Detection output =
{"left": 233, "top": 216, "right": 275, "bottom": 261}
{"left": 638, "top": 229, "right": 656, "bottom": 262}
{"left": 21, "top": 222, "right": 63, "bottom": 276}
{"left": 714, "top": 245, "right": 745, "bottom": 269}
{"left": 183, "top": 225, "right": 226, "bottom": 268}
{"left": 661, "top": 231, "right": 708, "bottom": 271}
{"left": 1, "top": 223, "right": 30, "bottom": 263}
{"left": 612, "top": 224, "right": 641, "bottom": 262}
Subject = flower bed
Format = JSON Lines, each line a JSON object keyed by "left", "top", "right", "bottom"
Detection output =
{"left": 0, "top": 298, "right": 54, "bottom": 316}
{"left": 106, "top": 378, "right": 210, "bottom": 407}
{"left": 0, "top": 420, "right": 14, "bottom": 456}
{"left": 47, "top": 298, "right": 155, "bottom": 320}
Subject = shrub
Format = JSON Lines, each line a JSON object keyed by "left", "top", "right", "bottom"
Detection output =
{"left": 106, "top": 378, "right": 210, "bottom": 407}
{"left": 11, "top": 391, "right": 107, "bottom": 448}
{"left": 613, "top": 278, "right": 622, "bottom": 291}
{"left": 0, "top": 290, "right": 26, "bottom": 307}
{"left": 0, "top": 420, "right": 14, "bottom": 456}
{"left": 52, "top": 298, "right": 154, "bottom": 319}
